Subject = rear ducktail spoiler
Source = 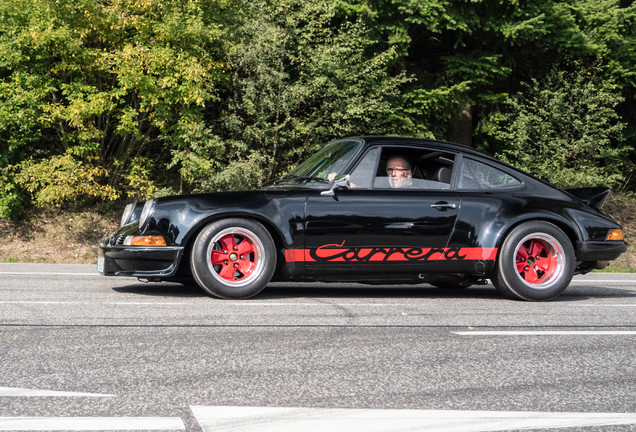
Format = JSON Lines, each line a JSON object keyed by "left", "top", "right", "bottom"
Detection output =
{"left": 566, "top": 187, "right": 612, "bottom": 211}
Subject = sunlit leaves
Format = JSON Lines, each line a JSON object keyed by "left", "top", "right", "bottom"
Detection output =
{"left": 0, "top": 0, "right": 228, "bottom": 213}
{"left": 0, "top": 0, "right": 634, "bottom": 217}
{"left": 16, "top": 152, "right": 120, "bottom": 206}
{"left": 493, "top": 66, "right": 631, "bottom": 189}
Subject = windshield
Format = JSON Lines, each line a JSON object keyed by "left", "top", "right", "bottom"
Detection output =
{"left": 274, "top": 140, "right": 361, "bottom": 186}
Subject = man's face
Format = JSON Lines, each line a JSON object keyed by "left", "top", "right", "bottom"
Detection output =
{"left": 386, "top": 157, "right": 412, "bottom": 188}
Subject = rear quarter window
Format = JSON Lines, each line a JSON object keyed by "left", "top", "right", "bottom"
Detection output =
{"left": 458, "top": 158, "right": 521, "bottom": 190}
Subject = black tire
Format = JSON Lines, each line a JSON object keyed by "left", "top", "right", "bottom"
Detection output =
{"left": 491, "top": 221, "right": 575, "bottom": 301}
{"left": 190, "top": 218, "right": 276, "bottom": 299}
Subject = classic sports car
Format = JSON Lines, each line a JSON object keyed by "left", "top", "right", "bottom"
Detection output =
{"left": 98, "top": 136, "right": 626, "bottom": 301}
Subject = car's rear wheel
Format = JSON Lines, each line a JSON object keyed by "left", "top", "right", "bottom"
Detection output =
{"left": 190, "top": 218, "right": 276, "bottom": 299}
{"left": 492, "top": 221, "right": 574, "bottom": 301}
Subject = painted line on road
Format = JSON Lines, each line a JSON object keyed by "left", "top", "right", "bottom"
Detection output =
{"left": 2, "top": 300, "right": 636, "bottom": 310}
{"left": 190, "top": 405, "right": 636, "bottom": 432}
{"left": 0, "top": 387, "right": 115, "bottom": 398}
{"left": 574, "top": 304, "right": 636, "bottom": 307}
{"left": 570, "top": 279, "right": 636, "bottom": 284}
{"left": 0, "top": 417, "right": 184, "bottom": 431}
{"left": 0, "top": 301, "right": 448, "bottom": 307}
{"left": 0, "top": 272, "right": 99, "bottom": 276}
{"left": 453, "top": 330, "right": 636, "bottom": 336}
{"left": 0, "top": 301, "right": 189, "bottom": 306}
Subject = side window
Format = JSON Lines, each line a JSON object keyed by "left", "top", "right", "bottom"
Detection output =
{"left": 373, "top": 147, "right": 455, "bottom": 190}
{"left": 349, "top": 148, "right": 380, "bottom": 189}
{"left": 458, "top": 158, "right": 521, "bottom": 190}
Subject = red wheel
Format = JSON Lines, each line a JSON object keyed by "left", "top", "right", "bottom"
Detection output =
{"left": 492, "top": 221, "right": 574, "bottom": 301}
{"left": 208, "top": 228, "right": 265, "bottom": 286}
{"left": 514, "top": 234, "right": 564, "bottom": 287}
{"left": 191, "top": 219, "right": 276, "bottom": 299}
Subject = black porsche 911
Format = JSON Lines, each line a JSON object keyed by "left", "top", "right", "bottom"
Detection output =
{"left": 98, "top": 136, "right": 626, "bottom": 301}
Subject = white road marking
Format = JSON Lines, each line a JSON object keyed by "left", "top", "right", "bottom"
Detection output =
{"left": 570, "top": 279, "right": 636, "bottom": 284}
{"left": 2, "top": 301, "right": 636, "bottom": 313}
{"left": 0, "top": 417, "right": 184, "bottom": 431}
{"left": 190, "top": 406, "right": 636, "bottom": 432}
{"left": 575, "top": 304, "right": 636, "bottom": 307}
{"left": 2, "top": 300, "right": 636, "bottom": 310}
{"left": 0, "top": 387, "right": 115, "bottom": 398}
{"left": 0, "top": 272, "right": 99, "bottom": 276}
{"left": 0, "top": 301, "right": 188, "bottom": 306}
{"left": 453, "top": 330, "right": 636, "bottom": 336}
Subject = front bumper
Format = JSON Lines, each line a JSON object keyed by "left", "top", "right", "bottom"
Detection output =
{"left": 98, "top": 244, "right": 184, "bottom": 278}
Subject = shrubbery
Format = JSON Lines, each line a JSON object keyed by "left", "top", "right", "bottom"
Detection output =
{"left": 0, "top": 0, "right": 634, "bottom": 217}
{"left": 486, "top": 65, "right": 632, "bottom": 189}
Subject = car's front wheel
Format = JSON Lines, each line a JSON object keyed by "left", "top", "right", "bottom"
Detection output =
{"left": 190, "top": 218, "right": 276, "bottom": 299}
{"left": 492, "top": 221, "right": 575, "bottom": 301}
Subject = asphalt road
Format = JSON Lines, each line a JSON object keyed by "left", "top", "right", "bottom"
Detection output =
{"left": 0, "top": 263, "right": 635, "bottom": 432}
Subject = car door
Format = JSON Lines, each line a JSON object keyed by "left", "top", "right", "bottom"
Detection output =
{"left": 302, "top": 145, "right": 461, "bottom": 279}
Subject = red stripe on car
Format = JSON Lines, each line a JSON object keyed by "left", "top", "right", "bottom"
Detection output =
{"left": 285, "top": 247, "right": 497, "bottom": 262}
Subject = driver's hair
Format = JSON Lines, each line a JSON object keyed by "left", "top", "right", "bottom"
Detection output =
{"left": 387, "top": 155, "right": 412, "bottom": 170}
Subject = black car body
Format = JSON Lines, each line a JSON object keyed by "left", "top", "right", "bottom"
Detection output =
{"left": 98, "top": 137, "right": 627, "bottom": 301}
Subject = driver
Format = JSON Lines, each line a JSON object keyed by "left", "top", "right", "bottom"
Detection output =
{"left": 386, "top": 155, "right": 413, "bottom": 188}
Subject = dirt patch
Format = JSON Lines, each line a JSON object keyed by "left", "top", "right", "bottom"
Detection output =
{"left": 0, "top": 194, "right": 634, "bottom": 269}
{"left": 0, "top": 208, "right": 120, "bottom": 264}
{"left": 604, "top": 193, "right": 636, "bottom": 271}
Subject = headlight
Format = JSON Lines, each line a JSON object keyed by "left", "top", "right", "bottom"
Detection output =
{"left": 120, "top": 203, "right": 136, "bottom": 227}
{"left": 139, "top": 199, "right": 156, "bottom": 229}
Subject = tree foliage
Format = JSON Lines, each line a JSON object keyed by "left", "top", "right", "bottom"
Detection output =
{"left": 491, "top": 65, "right": 631, "bottom": 189}
{"left": 0, "top": 0, "right": 634, "bottom": 218}
{"left": 0, "top": 0, "right": 229, "bottom": 214}
{"left": 211, "top": 0, "right": 411, "bottom": 186}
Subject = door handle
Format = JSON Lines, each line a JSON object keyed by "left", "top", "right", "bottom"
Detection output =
{"left": 431, "top": 202, "right": 457, "bottom": 210}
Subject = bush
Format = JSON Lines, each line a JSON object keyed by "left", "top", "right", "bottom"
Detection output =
{"left": 486, "top": 65, "right": 632, "bottom": 190}
{"left": 16, "top": 152, "right": 119, "bottom": 206}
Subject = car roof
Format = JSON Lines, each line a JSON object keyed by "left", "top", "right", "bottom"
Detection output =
{"left": 350, "top": 136, "right": 554, "bottom": 185}
{"left": 349, "top": 136, "right": 495, "bottom": 161}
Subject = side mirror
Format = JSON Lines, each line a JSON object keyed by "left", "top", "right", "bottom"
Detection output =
{"left": 321, "top": 174, "right": 351, "bottom": 197}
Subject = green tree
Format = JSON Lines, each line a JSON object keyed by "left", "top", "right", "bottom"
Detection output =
{"left": 338, "top": 0, "right": 599, "bottom": 143}
{"left": 195, "top": 0, "right": 411, "bottom": 189}
{"left": 0, "top": 0, "right": 230, "bottom": 214}
{"left": 491, "top": 65, "right": 631, "bottom": 189}
{"left": 337, "top": 0, "right": 635, "bottom": 154}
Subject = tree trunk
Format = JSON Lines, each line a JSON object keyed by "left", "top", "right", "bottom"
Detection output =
{"left": 446, "top": 105, "right": 473, "bottom": 147}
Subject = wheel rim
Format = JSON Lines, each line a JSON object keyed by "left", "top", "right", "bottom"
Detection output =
{"left": 513, "top": 233, "right": 565, "bottom": 289}
{"left": 206, "top": 227, "right": 265, "bottom": 287}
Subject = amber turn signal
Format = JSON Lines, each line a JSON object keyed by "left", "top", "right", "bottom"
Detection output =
{"left": 125, "top": 236, "right": 167, "bottom": 246}
{"left": 606, "top": 229, "right": 624, "bottom": 241}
